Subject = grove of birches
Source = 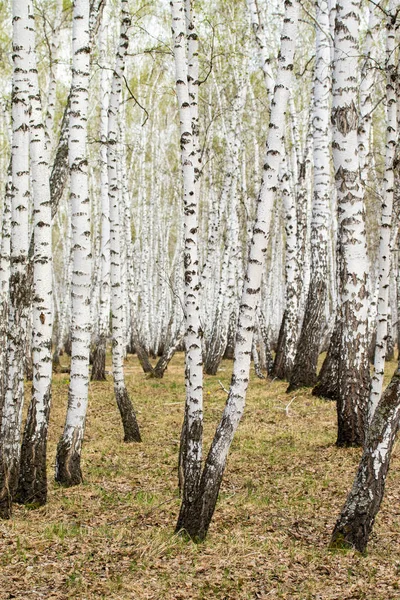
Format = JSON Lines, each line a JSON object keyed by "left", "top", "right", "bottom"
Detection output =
{"left": 2, "top": 0, "right": 400, "bottom": 570}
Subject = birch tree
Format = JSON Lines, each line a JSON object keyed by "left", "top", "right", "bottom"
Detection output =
{"left": 313, "top": 0, "right": 370, "bottom": 447}
{"left": 176, "top": 0, "right": 299, "bottom": 540}
{"left": 16, "top": 0, "right": 53, "bottom": 507}
{"left": 288, "top": 0, "right": 331, "bottom": 391}
{"left": 108, "top": 0, "right": 141, "bottom": 443}
{"left": 369, "top": 0, "right": 398, "bottom": 421}
{"left": 91, "top": 9, "right": 111, "bottom": 381}
{"left": 329, "top": 2, "right": 400, "bottom": 554}
{"left": 0, "top": 0, "right": 32, "bottom": 518}
{"left": 55, "top": 0, "right": 92, "bottom": 486}
{"left": 171, "top": 0, "right": 204, "bottom": 528}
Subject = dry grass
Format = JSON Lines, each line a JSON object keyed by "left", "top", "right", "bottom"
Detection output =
{"left": 1, "top": 353, "right": 400, "bottom": 599}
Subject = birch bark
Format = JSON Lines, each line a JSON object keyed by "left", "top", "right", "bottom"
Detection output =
{"left": 330, "top": 364, "right": 400, "bottom": 552}
{"left": 17, "top": 0, "right": 53, "bottom": 506}
{"left": 288, "top": 0, "right": 331, "bottom": 391}
{"left": 50, "top": 1, "right": 105, "bottom": 220}
{"left": 0, "top": 173, "right": 11, "bottom": 419}
{"left": 369, "top": 2, "right": 398, "bottom": 421}
{"left": 0, "top": 0, "right": 32, "bottom": 518}
{"left": 246, "top": 0, "right": 275, "bottom": 98}
{"left": 176, "top": 0, "right": 299, "bottom": 540}
{"left": 320, "top": 0, "right": 370, "bottom": 446}
{"left": 108, "top": 0, "right": 141, "bottom": 443}
{"left": 171, "top": 0, "right": 204, "bottom": 531}
{"left": 91, "top": 9, "right": 111, "bottom": 381}
{"left": 55, "top": 0, "right": 92, "bottom": 486}
{"left": 272, "top": 156, "right": 299, "bottom": 380}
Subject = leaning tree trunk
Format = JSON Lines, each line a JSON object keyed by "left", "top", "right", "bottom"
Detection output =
{"left": 55, "top": 0, "right": 92, "bottom": 487}
{"left": 16, "top": 2, "right": 53, "bottom": 507}
{"left": 150, "top": 331, "right": 182, "bottom": 379}
{"left": 108, "top": 0, "right": 141, "bottom": 443}
{"left": 330, "top": 365, "right": 400, "bottom": 553}
{"left": 288, "top": 0, "right": 331, "bottom": 392}
{"left": 49, "top": 0, "right": 105, "bottom": 220}
{"left": 175, "top": 0, "right": 299, "bottom": 540}
{"left": 0, "top": 0, "right": 32, "bottom": 519}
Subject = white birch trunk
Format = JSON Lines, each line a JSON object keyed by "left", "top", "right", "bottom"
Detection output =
{"left": 55, "top": 0, "right": 92, "bottom": 486}
{"left": 108, "top": 0, "right": 141, "bottom": 443}
{"left": 171, "top": 0, "right": 204, "bottom": 527}
{"left": 273, "top": 155, "right": 299, "bottom": 380}
{"left": 0, "top": 0, "right": 32, "bottom": 518}
{"left": 369, "top": 2, "right": 398, "bottom": 421}
{"left": 176, "top": 0, "right": 299, "bottom": 539}
{"left": 330, "top": 0, "right": 370, "bottom": 446}
{"left": 246, "top": 0, "right": 275, "bottom": 97}
{"left": 17, "top": 0, "right": 53, "bottom": 506}
{"left": 91, "top": 10, "right": 111, "bottom": 381}
{"left": 288, "top": 0, "right": 331, "bottom": 391}
{"left": 0, "top": 173, "right": 11, "bottom": 418}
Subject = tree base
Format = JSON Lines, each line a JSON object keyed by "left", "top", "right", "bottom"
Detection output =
{"left": 312, "top": 378, "right": 338, "bottom": 401}
{"left": 55, "top": 435, "right": 83, "bottom": 487}
{"left": 115, "top": 385, "right": 141, "bottom": 442}
{"left": 176, "top": 451, "right": 225, "bottom": 541}
{"left": 16, "top": 398, "right": 49, "bottom": 506}
{"left": 0, "top": 458, "right": 19, "bottom": 519}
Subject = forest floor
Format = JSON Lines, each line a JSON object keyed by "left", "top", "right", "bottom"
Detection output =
{"left": 1, "top": 354, "right": 400, "bottom": 600}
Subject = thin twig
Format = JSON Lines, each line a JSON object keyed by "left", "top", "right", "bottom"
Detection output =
{"left": 285, "top": 396, "right": 297, "bottom": 416}
{"left": 218, "top": 380, "right": 229, "bottom": 394}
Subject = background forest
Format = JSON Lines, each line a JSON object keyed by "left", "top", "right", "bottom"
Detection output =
{"left": 0, "top": 0, "right": 400, "bottom": 597}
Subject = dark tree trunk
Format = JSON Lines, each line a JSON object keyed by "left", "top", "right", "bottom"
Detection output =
{"left": 178, "top": 405, "right": 188, "bottom": 495}
{"left": 223, "top": 312, "right": 236, "bottom": 360}
{"left": 52, "top": 349, "right": 61, "bottom": 373}
{"left": 176, "top": 416, "right": 230, "bottom": 541}
{"left": 115, "top": 385, "right": 141, "bottom": 442}
{"left": 368, "top": 329, "right": 377, "bottom": 364}
{"left": 134, "top": 339, "right": 154, "bottom": 374}
{"left": 126, "top": 334, "right": 135, "bottom": 355}
{"left": 55, "top": 428, "right": 83, "bottom": 487}
{"left": 252, "top": 340, "right": 265, "bottom": 379}
{"left": 288, "top": 279, "right": 327, "bottom": 391}
{"left": 330, "top": 370, "right": 400, "bottom": 552}
{"left": 50, "top": 95, "right": 70, "bottom": 219}
{"left": 0, "top": 265, "right": 33, "bottom": 519}
{"left": 25, "top": 349, "right": 33, "bottom": 382}
{"left": 204, "top": 311, "right": 228, "bottom": 375}
{"left": 16, "top": 390, "right": 51, "bottom": 506}
{"left": 0, "top": 451, "right": 20, "bottom": 519}
{"left": 336, "top": 343, "right": 369, "bottom": 447}
{"left": 91, "top": 334, "right": 107, "bottom": 380}
{"left": 258, "top": 312, "right": 274, "bottom": 376}
{"left": 386, "top": 333, "right": 394, "bottom": 361}
{"left": 152, "top": 336, "right": 181, "bottom": 378}
{"left": 312, "top": 313, "right": 341, "bottom": 400}
{"left": 204, "top": 330, "right": 227, "bottom": 375}
{"left": 272, "top": 310, "right": 293, "bottom": 380}
{"left": 64, "top": 334, "right": 72, "bottom": 357}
